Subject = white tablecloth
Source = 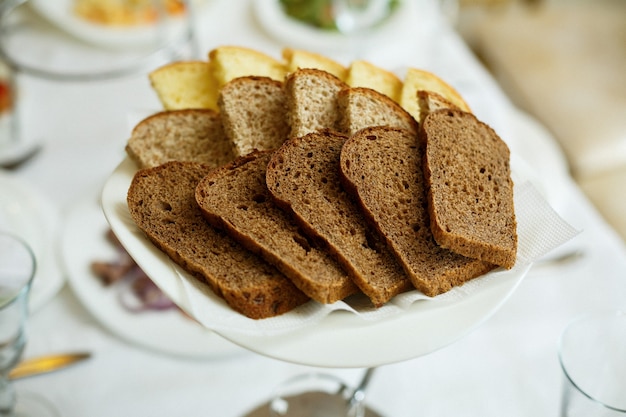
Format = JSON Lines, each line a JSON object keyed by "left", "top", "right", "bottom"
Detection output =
{"left": 4, "top": 1, "right": 626, "bottom": 416}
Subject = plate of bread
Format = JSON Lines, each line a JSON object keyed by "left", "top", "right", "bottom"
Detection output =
{"left": 102, "top": 46, "right": 577, "bottom": 367}
{"left": 61, "top": 192, "right": 244, "bottom": 359}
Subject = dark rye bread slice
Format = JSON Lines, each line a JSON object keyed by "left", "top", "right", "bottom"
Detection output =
{"left": 266, "top": 130, "right": 413, "bottom": 307}
{"left": 195, "top": 151, "right": 357, "bottom": 304}
{"left": 285, "top": 68, "right": 348, "bottom": 138}
{"left": 218, "top": 76, "right": 289, "bottom": 156}
{"left": 337, "top": 87, "right": 418, "bottom": 136}
{"left": 340, "top": 126, "right": 496, "bottom": 296}
{"left": 126, "top": 161, "right": 309, "bottom": 319}
{"left": 420, "top": 109, "right": 517, "bottom": 269}
{"left": 125, "top": 109, "right": 235, "bottom": 169}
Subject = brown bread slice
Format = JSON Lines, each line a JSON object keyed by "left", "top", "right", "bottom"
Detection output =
{"left": 126, "top": 161, "right": 309, "bottom": 319}
{"left": 340, "top": 126, "right": 496, "bottom": 296}
{"left": 337, "top": 87, "right": 418, "bottom": 136}
{"left": 420, "top": 109, "right": 518, "bottom": 269}
{"left": 218, "top": 76, "right": 290, "bottom": 157}
{"left": 285, "top": 68, "right": 348, "bottom": 138}
{"left": 195, "top": 151, "right": 357, "bottom": 304}
{"left": 266, "top": 130, "right": 413, "bottom": 307}
{"left": 125, "top": 109, "right": 235, "bottom": 169}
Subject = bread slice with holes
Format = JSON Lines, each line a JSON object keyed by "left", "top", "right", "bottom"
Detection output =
{"left": 125, "top": 109, "right": 235, "bottom": 169}
{"left": 218, "top": 76, "right": 289, "bottom": 157}
{"left": 127, "top": 161, "right": 309, "bottom": 319}
{"left": 340, "top": 126, "right": 496, "bottom": 296}
{"left": 420, "top": 109, "right": 517, "bottom": 269}
{"left": 266, "top": 130, "right": 413, "bottom": 306}
{"left": 285, "top": 68, "right": 348, "bottom": 138}
{"left": 195, "top": 151, "right": 357, "bottom": 304}
{"left": 337, "top": 87, "right": 418, "bottom": 136}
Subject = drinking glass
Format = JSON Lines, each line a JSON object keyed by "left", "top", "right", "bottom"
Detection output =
{"left": 0, "top": 232, "right": 56, "bottom": 417}
{"left": 559, "top": 310, "right": 626, "bottom": 417}
{"left": 268, "top": 369, "right": 380, "bottom": 417}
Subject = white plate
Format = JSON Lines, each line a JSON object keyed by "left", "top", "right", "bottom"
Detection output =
{"left": 253, "top": 0, "right": 427, "bottom": 54}
{"left": 29, "top": 0, "right": 190, "bottom": 50}
{"left": 0, "top": 172, "right": 64, "bottom": 312}
{"left": 61, "top": 193, "right": 244, "bottom": 359}
{"left": 101, "top": 155, "right": 572, "bottom": 368}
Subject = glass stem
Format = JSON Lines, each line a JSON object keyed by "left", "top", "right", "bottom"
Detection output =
{"left": 0, "top": 373, "right": 16, "bottom": 417}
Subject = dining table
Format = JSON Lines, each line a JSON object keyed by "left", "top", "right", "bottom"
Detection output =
{"left": 2, "top": 0, "right": 625, "bottom": 416}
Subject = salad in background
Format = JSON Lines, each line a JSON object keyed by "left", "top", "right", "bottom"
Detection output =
{"left": 279, "top": 0, "right": 399, "bottom": 31}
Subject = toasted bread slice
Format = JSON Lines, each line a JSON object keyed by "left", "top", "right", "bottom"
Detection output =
{"left": 218, "top": 76, "right": 289, "bottom": 156}
{"left": 127, "top": 161, "right": 309, "bottom": 319}
{"left": 209, "top": 46, "right": 286, "bottom": 87}
{"left": 285, "top": 68, "right": 348, "bottom": 138}
{"left": 340, "top": 126, "right": 495, "bottom": 296}
{"left": 266, "top": 130, "right": 413, "bottom": 306}
{"left": 337, "top": 87, "right": 418, "bottom": 136}
{"left": 125, "top": 109, "right": 235, "bottom": 169}
{"left": 345, "top": 60, "right": 402, "bottom": 102}
{"left": 148, "top": 61, "right": 219, "bottom": 111}
{"left": 400, "top": 68, "right": 471, "bottom": 122}
{"left": 282, "top": 48, "right": 347, "bottom": 80}
{"left": 420, "top": 109, "right": 517, "bottom": 269}
{"left": 196, "top": 151, "right": 358, "bottom": 304}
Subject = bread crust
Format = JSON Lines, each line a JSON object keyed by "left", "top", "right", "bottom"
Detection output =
{"left": 195, "top": 151, "right": 358, "bottom": 304}
{"left": 127, "top": 161, "right": 309, "bottom": 319}
{"left": 266, "top": 130, "right": 413, "bottom": 306}
{"left": 218, "top": 76, "right": 289, "bottom": 157}
{"left": 340, "top": 126, "right": 495, "bottom": 296}
{"left": 125, "top": 109, "right": 235, "bottom": 169}
{"left": 420, "top": 109, "right": 517, "bottom": 269}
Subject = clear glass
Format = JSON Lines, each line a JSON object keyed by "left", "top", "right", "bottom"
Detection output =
{"left": 559, "top": 310, "right": 626, "bottom": 417}
{"left": 268, "top": 369, "right": 380, "bottom": 417}
{"left": 0, "top": 232, "right": 56, "bottom": 417}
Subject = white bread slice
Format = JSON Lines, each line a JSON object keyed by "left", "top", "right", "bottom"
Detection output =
{"left": 148, "top": 61, "right": 219, "bottom": 111}
{"left": 400, "top": 68, "right": 471, "bottom": 122}
{"left": 209, "top": 46, "right": 286, "bottom": 87}
{"left": 218, "top": 76, "right": 289, "bottom": 156}
{"left": 345, "top": 60, "right": 402, "bottom": 102}
{"left": 282, "top": 48, "right": 347, "bottom": 80}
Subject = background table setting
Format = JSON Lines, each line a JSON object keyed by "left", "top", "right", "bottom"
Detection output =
{"left": 1, "top": 0, "right": 625, "bottom": 416}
